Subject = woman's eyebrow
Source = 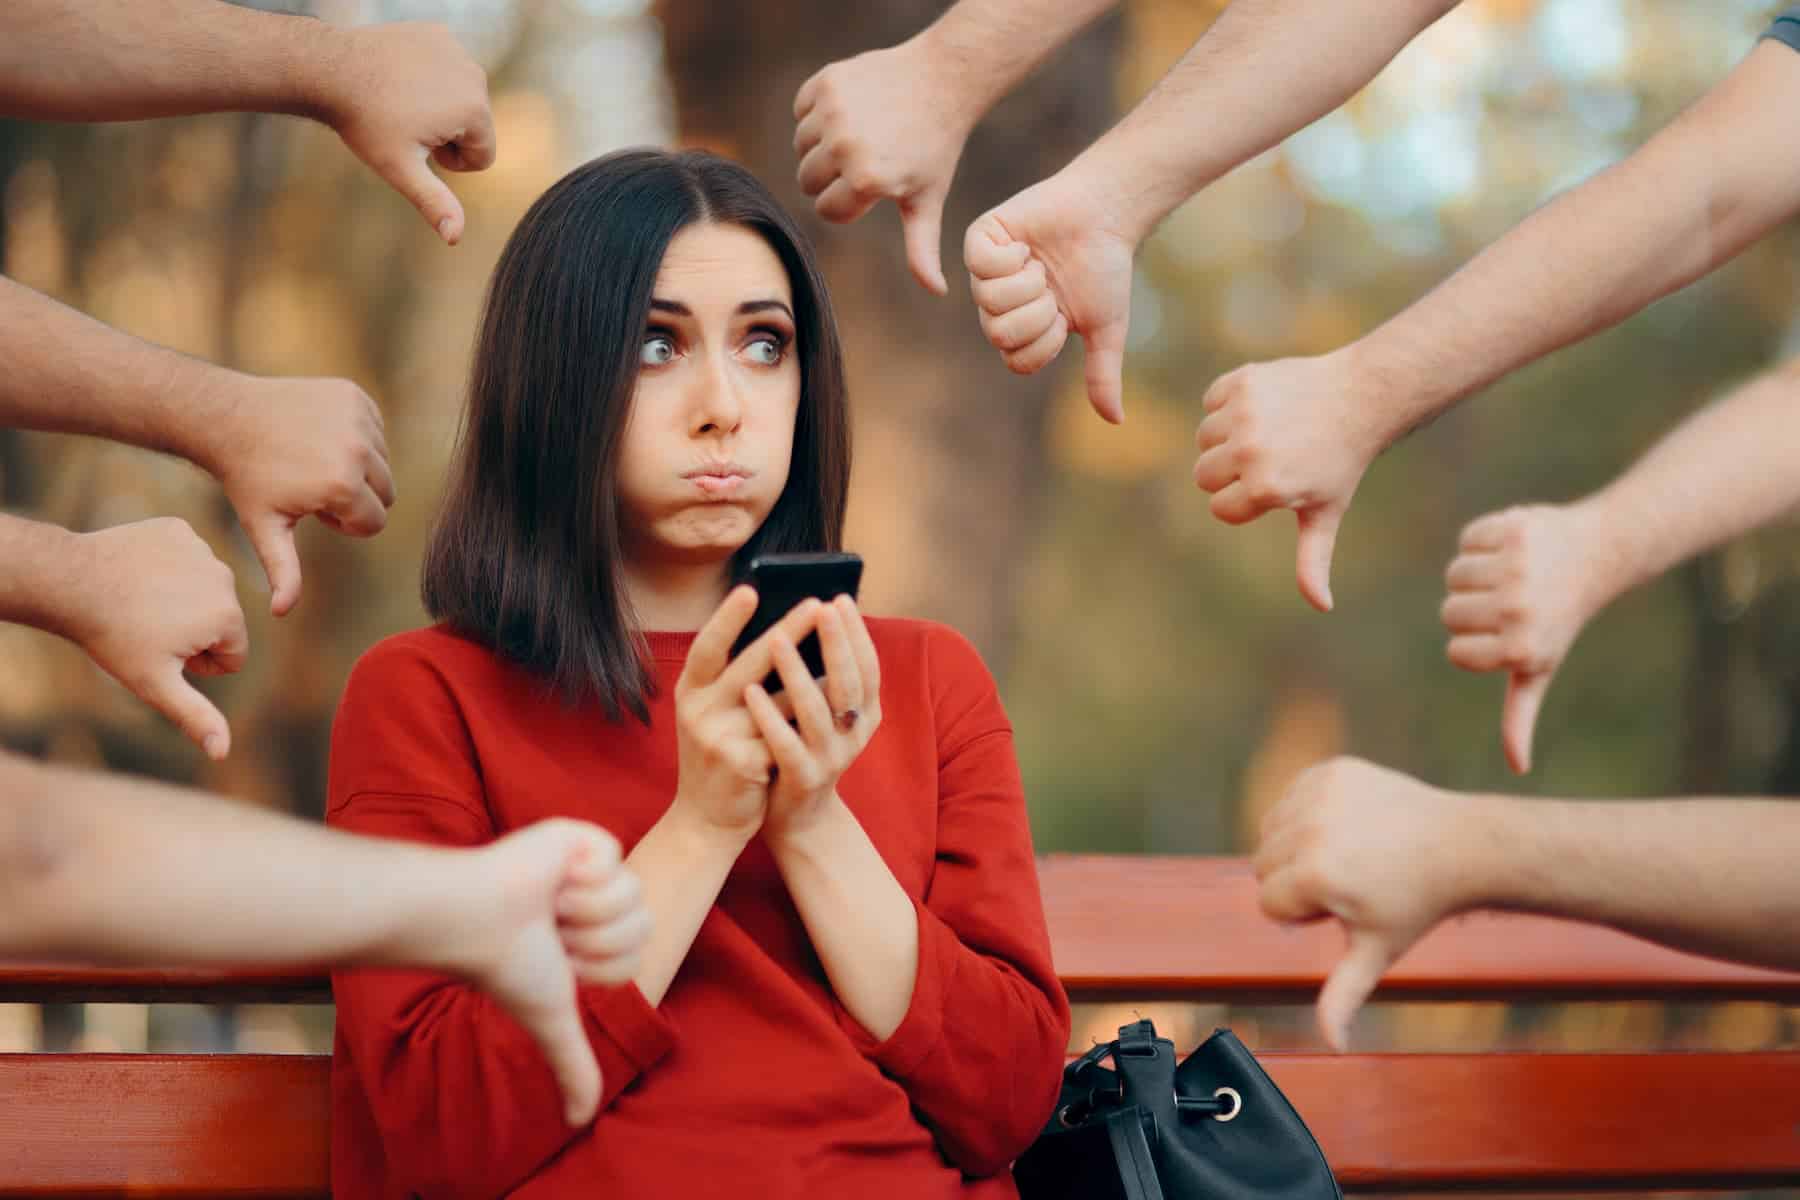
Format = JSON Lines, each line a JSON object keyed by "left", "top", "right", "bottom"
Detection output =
{"left": 649, "top": 298, "right": 791, "bottom": 319}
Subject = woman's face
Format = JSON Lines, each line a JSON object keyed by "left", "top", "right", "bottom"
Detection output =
{"left": 616, "top": 221, "right": 801, "bottom": 568}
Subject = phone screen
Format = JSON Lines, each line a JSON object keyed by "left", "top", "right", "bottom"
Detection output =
{"left": 729, "top": 552, "right": 864, "bottom": 692}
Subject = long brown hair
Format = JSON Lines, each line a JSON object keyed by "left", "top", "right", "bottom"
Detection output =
{"left": 422, "top": 148, "right": 851, "bottom": 722}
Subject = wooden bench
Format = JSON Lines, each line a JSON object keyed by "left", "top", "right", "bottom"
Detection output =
{"left": 3, "top": 854, "right": 1798, "bottom": 1196}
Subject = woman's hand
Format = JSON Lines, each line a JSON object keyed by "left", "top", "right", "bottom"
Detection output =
{"left": 746, "top": 595, "right": 883, "bottom": 842}
{"left": 671, "top": 586, "right": 826, "bottom": 843}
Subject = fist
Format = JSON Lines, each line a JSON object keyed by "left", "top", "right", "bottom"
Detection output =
{"left": 1193, "top": 353, "right": 1385, "bottom": 612}
{"left": 793, "top": 40, "right": 973, "bottom": 295}
{"left": 202, "top": 374, "right": 395, "bottom": 617}
{"left": 68, "top": 518, "right": 248, "bottom": 758}
{"left": 1442, "top": 503, "right": 1609, "bottom": 773}
{"left": 964, "top": 172, "right": 1136, "bottom": 422}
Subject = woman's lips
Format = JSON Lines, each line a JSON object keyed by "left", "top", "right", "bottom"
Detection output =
{"left": 684, "top": 466, "right": 752, "bottom": 498}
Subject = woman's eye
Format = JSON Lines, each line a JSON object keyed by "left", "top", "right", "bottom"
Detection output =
{"left": 640, "top": 335, "right": 676, "bottom": 366}
{"left": 745, "top": 337, "right": 784, "bottom": 365}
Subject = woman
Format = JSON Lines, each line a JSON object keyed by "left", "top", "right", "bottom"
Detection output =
{"left": 327, "top": 148, "right": 1069, "bottom": 1199}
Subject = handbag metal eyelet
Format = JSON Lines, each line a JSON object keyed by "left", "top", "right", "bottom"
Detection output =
{"left": 1212, "top": 1086, "right": 1242, "bottom": 1122}
{"left": 1058, "top": 1104, "right": 1079, "bottom": 1128}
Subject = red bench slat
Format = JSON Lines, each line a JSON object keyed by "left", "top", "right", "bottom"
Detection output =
{"left": 0, "top": 1054, "right": 329, "bottom": 1199}
{"left": 4, "top": 1051, "right": 1796, "bottom": 1194}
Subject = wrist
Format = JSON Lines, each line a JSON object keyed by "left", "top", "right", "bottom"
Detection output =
{"left": 381, "top": 845, "right": 484, "bottom": 975}
{"left": 1565, "top": 490, "right": 1650, "bottom": 615}
{"left": 905, "top": 26, "right": 1006, "bottom": 130}
{"left": 660, "top": 796, "right": 759, "bottom": 862}
{"left": 1336, "top": 334, "right": 1444, "bottom": 455}
{"left": 1054, "top": 138, "right": 1166, "bottom": 248}
{"left": 0, "top": 519, "right": 93, "bottom": 642}
{"left": 1443, "top": 790, "right": 1523, "bottom": 914}
{"left": 177, "top": 365, "right": 257, "bottom": 482}
{"left": 765, "top": 793, "right": 855, "bottom": 870}
{"left": 280, "top": 16, "right": 354, "bottom": 126}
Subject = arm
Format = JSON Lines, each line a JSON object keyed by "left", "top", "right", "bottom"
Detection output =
{"left": 0, "top": 276, "right": 393, "bottom": 616}
{"left": 750, "top": 609, "right": 1069, "bottom": 1176}
{"left": 966, "top": 0, "right": 1459, "bottom": 419}
{"left": 1255, "top": 756, "right": 1800, "bottom": 1049}
{"left": 0, "top": 750, "right": 647, "bottom": 1125}
{"left": 0, "top": 1, "right": 493, "bottom": 241}
{"left": 793, "top": 0, "right": 1118, "bottom": 292}
{"left": 1195, "top": 34, "right": 1800, "bottom": 610}
{"left": 1353, "top": 38, "right": 1800, "bottom": 437}
{"left": 1441, "top": 360, "right": 1800, "bottom": 772}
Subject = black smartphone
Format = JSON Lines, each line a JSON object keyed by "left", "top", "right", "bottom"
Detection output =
{"left": 729, "top": 551, "right": 863, "bottom": 692}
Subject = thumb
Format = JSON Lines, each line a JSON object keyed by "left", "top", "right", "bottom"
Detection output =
{"left": 1082, "top": 321, "right": 1129, "bottom": 425}
{"left": 899, "top": 189, "right": 948, "bottom": 296}
{"left": 1295, "top": 505, "right": 1344, "bottom": 613}
{"left": 245, "top": 514, "right": 304, "bottom": 618}
{"left": 376, "top": 149, "right": 466, "bottom": 245}
{"left": 1316, "top": 926, "right": 1396, "bottom": 1052}
{"left": 521, "top": 983, "right": 603, "bottom": 1127}
{"left": 141, "top": 665, "right": 231, "bottom": 760}
{"left": 1502, "top": 671, "right": 1552, "bottom": 774}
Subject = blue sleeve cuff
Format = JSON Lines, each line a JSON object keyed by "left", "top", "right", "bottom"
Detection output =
{"left": 1763, "top": 8, "right": 1800, "bottom": 53}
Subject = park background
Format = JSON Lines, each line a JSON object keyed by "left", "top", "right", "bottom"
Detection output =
{"left": 2, "top": 0, "right": 1798, "bottom": 1177}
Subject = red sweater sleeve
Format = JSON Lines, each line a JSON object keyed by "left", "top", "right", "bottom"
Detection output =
{"left": 836, "top": 625, "right": 1071, "bottom": 1176}
{"left": 326, "top": 642, "right": 677, "bottom": 1200}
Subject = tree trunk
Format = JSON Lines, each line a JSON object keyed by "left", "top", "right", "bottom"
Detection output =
{"left": 653, "top": 0, "right": 1121, "bottom": 670}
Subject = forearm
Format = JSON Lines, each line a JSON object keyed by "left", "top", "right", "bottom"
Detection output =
{"left": 1575, "top": 362, "right": 1800, "bottom": 606}
{"left": 623, "top": 804, "right": 748, "bottom": 1006}
{"left": 0, "top": 755, "right": 476, "bottom": 971}
{"left": 1072, "top": 0, "right": 1459, "bottom": 242}
{"left": 769, "top": 796, "right": 919, "bottom": 1042}
{"left": 0, "top": 513, "right": 85, "bottom": 637}
{"left": 1463, "top": 792, "right": 1800, "bottom": 972}
{"left": 0, "top": 0, "right": 339, "bottom": 123}
{"left": 0, "top": 277, "right": 236, "bottom": 471}
{"left": 1352, "top": 40, "right": 1800, "bottom": 445}
{"left": 910, "top": 0, "right": 1118, "bottom": 120}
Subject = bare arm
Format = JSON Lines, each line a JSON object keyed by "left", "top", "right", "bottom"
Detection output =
{"left": 0, "top": 1, "right": 493, "bottom": 243}
{"left": 1195, "top": 36, "right": 1800, "bottom": 614}
{"left": 770, "top": 795, "right": 920, "bottom": 1040}
{"left": 1440, "top": 361, "right": 1800, "bottom": 772}
{"left": 0, "top": 275, "right": 235, "bottom": 465}
{"left": 0, "top": 752, "right": 500, "bottom": 966}
{"left": 1581, "top": 360, "right": 1800, "bottom": 599}
{"left": 968, "top": 0, "right": 1459, "bottom": 420}
{"left": 1257, "top": 757, "right": 1800, "bottom": 1048}
{"left": 0, "top": 0, "right": 332, "bottom": 122}
{"left": 1077, "top": 0, "right": 1462, "bottom": 243}
{"left": 1350, "top": 39, "right": 1800, "bottom": 439}
{"left": 0, "top": 751, "right": 647, "bottom": 1124}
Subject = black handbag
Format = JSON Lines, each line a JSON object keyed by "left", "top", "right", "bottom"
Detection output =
{"left": 1013, "top": 1019, "right": 1342, "bottom": 1200}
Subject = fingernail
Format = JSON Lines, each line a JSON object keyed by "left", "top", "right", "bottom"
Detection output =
{"left": 436, "top": 216, "right": 454, "bottom": 241}
{"left": 203, "top": 734, "right": 227, "bottom": 759}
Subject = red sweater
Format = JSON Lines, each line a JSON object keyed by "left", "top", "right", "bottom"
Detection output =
{"left": 326, "top": 619, "right": 1070, "bottom": 1200}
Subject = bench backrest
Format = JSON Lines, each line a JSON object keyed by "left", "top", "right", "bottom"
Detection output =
{"left": 3, "top": 854, "right": 1797, "bottom": 1196}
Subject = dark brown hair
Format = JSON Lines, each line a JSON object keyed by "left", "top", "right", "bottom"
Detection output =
{"left": 422, "top": 148, "right": 851, "bottom": 722}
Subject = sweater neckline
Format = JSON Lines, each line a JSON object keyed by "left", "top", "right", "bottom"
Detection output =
{"left": 641, "top": 630, "right": 699, "bottom": 662}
